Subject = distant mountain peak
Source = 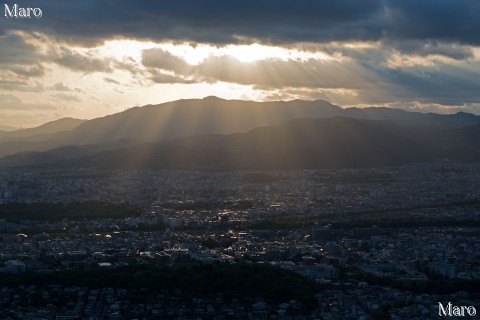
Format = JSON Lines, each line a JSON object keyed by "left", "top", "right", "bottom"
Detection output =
{"left": 202, "top": 95, "right": 225, "bottom": 101}
{"left": 0, "top": 117, "right": 87, "bottom": 145}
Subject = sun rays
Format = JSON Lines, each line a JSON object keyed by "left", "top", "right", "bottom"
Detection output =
{"left": 2, "top": 28, "right": 479, "bottom": 128}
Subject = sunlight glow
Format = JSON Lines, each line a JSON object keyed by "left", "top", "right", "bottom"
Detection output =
{"left": 92, "top": 40, "right": 334, "bottom": 65}
{"left": 89, "top": 40, "right": 158, "bottom": 61}
{"left": 221, "top": 44, "right": 332, "bottom": 63}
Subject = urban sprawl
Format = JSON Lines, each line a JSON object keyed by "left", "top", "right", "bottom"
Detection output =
{"left": 0, "top": 160, "right": 479, "bottom": 319}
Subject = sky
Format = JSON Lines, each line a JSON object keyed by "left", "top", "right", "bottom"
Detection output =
{"left": 1, "top": 0, "right": 480, "bottom": 128}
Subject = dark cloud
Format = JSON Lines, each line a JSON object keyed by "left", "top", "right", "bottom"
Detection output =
{"left": 384, "top": 0, "right": 480, "bottom": 45}
{"left": 371, "top": 61, "right": 480, "bottom": 106}
{"left": 142, "top": 49, "right": 191, "bottom": 74}
{"left": 50, "top": 82, "right": 72, "bottom": 91}
{"left": 0, "top": 33, "right": 47, "bottom": 78}
{"left": 53, "top": 49, "right": 113, "bottom": 73}
{"left": 0, "top": 32, "right": 113, "bottom": 81}
{"left": 3, "top": 0, "right": 478, "bottom": 46}
{"left": 0, "top": 33, "right": 41, "bottom": 65}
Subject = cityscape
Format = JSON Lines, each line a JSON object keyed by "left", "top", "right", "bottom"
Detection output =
{"left": 0, "top": 161, "right": 479, "bottom": 319}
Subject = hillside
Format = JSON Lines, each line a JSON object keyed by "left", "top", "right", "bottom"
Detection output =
{"left": 1, "top": 97, "right": 479, "bottom": 163}
{"left": 37, "top": 117, "right": 480, "bottom": 170}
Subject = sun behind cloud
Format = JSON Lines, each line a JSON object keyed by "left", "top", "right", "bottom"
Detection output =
{"left": 1, "top": 0, "right": 480, "bottom": 128}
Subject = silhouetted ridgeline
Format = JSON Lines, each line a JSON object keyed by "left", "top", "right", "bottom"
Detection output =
{"left": 1, "top": 98, "right": 480, "bottom": 170}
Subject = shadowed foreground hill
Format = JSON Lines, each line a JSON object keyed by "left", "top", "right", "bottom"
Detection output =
{"left": 48, "top": 117, "right": 480, "bottom": 170}
{"left": 0, "top": 118, "right": 88, "bottom": 158}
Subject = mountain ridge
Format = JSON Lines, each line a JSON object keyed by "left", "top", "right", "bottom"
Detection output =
{"left": 0, "top": 117, "right": 86, "bottom": 141}
{"left": 8, "top": 116, "right": 479, "bottom": 170}
{"left": 1, "top": 97, "right": 479, "bottom": 162}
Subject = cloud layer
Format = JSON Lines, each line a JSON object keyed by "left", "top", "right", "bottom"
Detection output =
{"left": 3, "top": 0, "right": 479, "bottom": 46}
{"left": 0, "top": 0, "right": 479, "bottom": 126}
